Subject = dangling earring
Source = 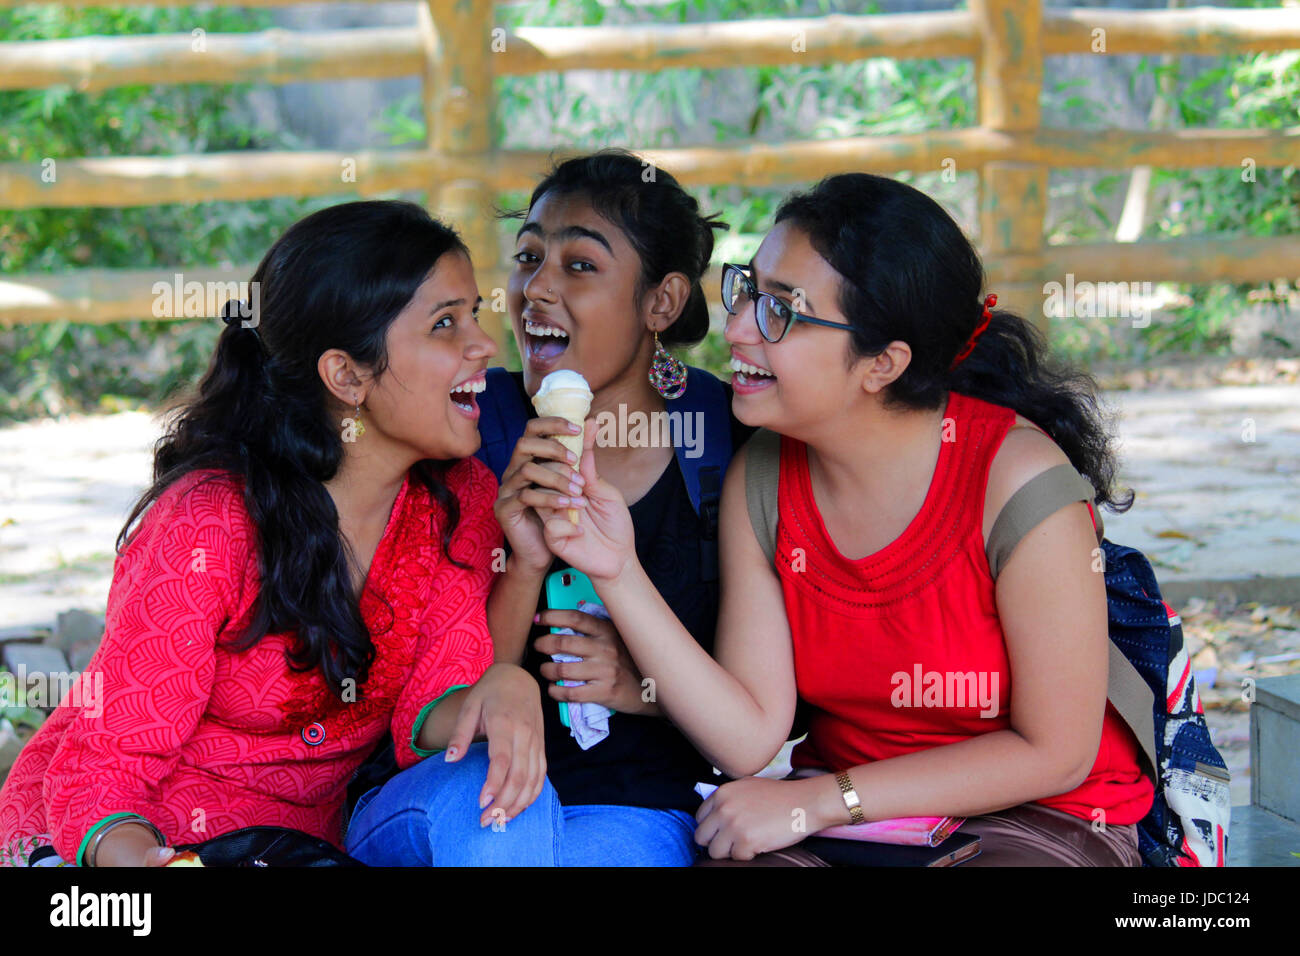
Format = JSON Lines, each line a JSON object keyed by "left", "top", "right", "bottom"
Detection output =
{"left": 353, "top": 402, "right": 366, "bottom": 438}
{"left": 649, "top": 331, "right": 687, "bottom": 399}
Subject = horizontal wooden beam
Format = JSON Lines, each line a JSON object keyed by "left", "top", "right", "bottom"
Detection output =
{"left": 0, "top": 0, "right": 392, "bottom": 6}
{"left": 0, "top": 149, "right": 443, "bottom": 208}
{"left": 987, "top": 235, "right": 1300, "bottom": 287}
{"left": 5, "top": 127, "right": 1297, "bottom": 209}
{"left": 1042, "top": 7, "right": 1300, "bottom": 57}
{"left": 498, "top": 12, "right": 976, "bottom": 74}
{"left": 6, "top": 235, "right": 1298, "bottom": 327}
{"left": 0, "top": 265, "right": 515, "bottom": 325}
{"left": 4, "top": 8, "right": 1298, "bottom": 93}
{"left": 0, "top": 28, "right": 423, "bottom": 92}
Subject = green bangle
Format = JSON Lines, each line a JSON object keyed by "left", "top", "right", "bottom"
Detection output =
{"left": 409, "top": 684, "right": 472, "bottom": 757}
{"left": 81, "top": 814, "right": 165, "bottom": 867}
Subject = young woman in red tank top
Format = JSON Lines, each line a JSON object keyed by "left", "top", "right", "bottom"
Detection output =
{"left": 538, "top": 173, "right": 1155, "bottom": 865}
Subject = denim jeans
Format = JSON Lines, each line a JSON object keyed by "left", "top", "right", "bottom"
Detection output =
{"left": 344, "top": 742, "right": 700, "bottom": 867}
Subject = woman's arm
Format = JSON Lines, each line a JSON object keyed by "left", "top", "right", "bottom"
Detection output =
{"left": 394, "top": 459, "right": 545, "bottom": 826}
{"left": 543, "top": 426, "right": 798, "bottom": 775}
{"left": 410, "top": 663, "right": 545, "bottom": 827}
{"left": 486, "top": 557, "right": 548, "bottom": 666}
{"left": 43, "top": 475, "right": 248, "bottom": 865}
{"left": 695, "top": 430, "right": 1111, "bottom": 859}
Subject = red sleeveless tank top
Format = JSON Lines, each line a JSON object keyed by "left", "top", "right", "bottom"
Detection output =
{"left": 779, "top": 390, "right": 1154, "bottom": 824}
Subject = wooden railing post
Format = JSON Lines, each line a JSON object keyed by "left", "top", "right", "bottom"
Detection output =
{"left": 972, "top": 0, "right": 1048, "bottom": 335}
{"left": 420, "top": 0, "right": 506, "bottom": 348}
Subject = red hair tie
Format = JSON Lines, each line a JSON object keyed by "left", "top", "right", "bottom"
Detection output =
{"left": 949, "top": 293, "right": 997, "bottom": 371}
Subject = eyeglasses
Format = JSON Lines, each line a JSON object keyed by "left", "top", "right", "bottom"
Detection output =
{"left": 720, "top": 262, "right": 855, "bottom": 343}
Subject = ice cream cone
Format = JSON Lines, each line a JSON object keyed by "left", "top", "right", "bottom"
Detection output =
{"left": 532, "top": 371, "right": 593, "bottom": 523}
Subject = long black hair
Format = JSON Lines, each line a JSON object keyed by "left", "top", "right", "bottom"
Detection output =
{"left": 774, "top": 173, "right": 1132, "bottom": 512}
{"left": 503, "top": 148, "right": 727, "bottom": 348}
{"left": 118, "top": 200, "right": 472, "bottom": 693}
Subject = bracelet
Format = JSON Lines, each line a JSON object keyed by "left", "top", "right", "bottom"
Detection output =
{"left": 86, "top": 816, "right": 166, "bottom": 868}
{"left": 834, "top": 770, "right": 865, "bottom": 825}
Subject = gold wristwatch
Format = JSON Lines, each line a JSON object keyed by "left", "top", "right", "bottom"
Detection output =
{"left": 834, "top": 770, "right": 865, "bottom": 824}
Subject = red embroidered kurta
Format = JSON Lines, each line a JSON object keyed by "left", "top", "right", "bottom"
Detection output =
{"left": 0, "top": 457, "right": 500, "bottom": 864}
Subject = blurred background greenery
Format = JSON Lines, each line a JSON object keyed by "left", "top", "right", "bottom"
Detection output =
{"left": 1, "top": 0, "right": 1295, "bottom": 423}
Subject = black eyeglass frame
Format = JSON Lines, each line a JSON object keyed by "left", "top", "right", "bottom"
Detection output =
{"left": 720, "top": 262, "right": 855, "bottom": 343}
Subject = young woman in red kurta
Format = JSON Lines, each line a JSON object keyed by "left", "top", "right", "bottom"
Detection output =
{"left": 0, "top": 200, "right": 545, "bottom": 867}
{"left": 539, "top": 174, "right": 1154, "bottom": 865}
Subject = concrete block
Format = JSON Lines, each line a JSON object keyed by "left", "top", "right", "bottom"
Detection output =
{"left": 2, "top": 643, "right": 70, "bottom": 677}
{"left": 51, "top": 609, "right": 104, "bottom": 653}
{"left": 0, "top": 625, "right": 51, "bottom": 645}
{"left": 1250, "top": 674, "right": 1300, "bottom": 823}
{"left": 1228, "top": 805, "right": 1300, "bottom": 866}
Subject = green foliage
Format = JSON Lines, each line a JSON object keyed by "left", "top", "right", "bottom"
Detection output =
{"left": 1138, "top": 46, "right": 1300, "bottom": 357}
{"left": 3, "top": 0, "right": 1295, "bottom": 417}
{"left": 0, "top": 4, "right": 324, "bottom": 420}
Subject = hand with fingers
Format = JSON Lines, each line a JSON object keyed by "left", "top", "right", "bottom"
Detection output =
{"left": 536, "top": 421, "right": 637, "bottom": 585}
{"left": 443, "top": 662, "right": 547, "bottom": 828}
{"left": 695, "top": 777, "right": 820, "bottom": 861}
{"left": 534, "top": 608, "right": 658, "bottom": 716}
{"left": 494, "top": 416, "right": 588, "bottom": 576}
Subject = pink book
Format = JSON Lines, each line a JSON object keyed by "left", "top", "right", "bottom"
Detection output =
{"left": 694, "top": 779, "right": 964, "bottom": 847}
{"left": 788, "top": 768, "right": 964, "bottom": 847}
{"left": 813, "top": 815, "right": 964, "bottom": 848}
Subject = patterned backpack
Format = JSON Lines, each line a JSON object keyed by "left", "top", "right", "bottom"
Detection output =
{"left": 1103, "top": 541, "right": 1231, "bottom": 866}
{"left": 742, "top": 428, "right": 1232, "bottom": 867}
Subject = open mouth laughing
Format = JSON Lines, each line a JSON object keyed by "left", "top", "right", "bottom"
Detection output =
{"left": 524, "top": 318, "right": 570, "bottom": 369}
{"left": 449, "top": 371, "right": 486, "bottom": 418}
{"left": 729, "top": 354, "right": 776, "bottom": 393}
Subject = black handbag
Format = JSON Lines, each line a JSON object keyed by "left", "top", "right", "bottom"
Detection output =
{"left": 174, "top": 826, "right": 366, "bottom": 867}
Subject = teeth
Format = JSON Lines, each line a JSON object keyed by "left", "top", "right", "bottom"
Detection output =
{"left": 450, "top": 377, "right": 486, "bottom": 396}
{"left": 729, "top": 357, "right": 774, "bottom": 378}
{"left": 525, "top": 320, "right": 568, "bottom": 339}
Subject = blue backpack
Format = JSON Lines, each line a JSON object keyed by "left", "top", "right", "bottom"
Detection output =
{"left": 1104, "top": 541, "right": 1231, "bottom": 866}
{"left": 475, "top": 365, "right": 738, "bottom": 581}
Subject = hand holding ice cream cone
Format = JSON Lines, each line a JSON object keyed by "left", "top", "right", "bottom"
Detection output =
{"left": 532, "top": 370, "right": 594, "bottom": 523}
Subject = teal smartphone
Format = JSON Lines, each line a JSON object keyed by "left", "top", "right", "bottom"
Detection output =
{"left": 544, "top": 568, "right": 603, "bottom": 728}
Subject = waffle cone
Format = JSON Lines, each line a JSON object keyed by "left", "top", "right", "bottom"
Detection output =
{"left": 532, "top": 388, "right": 592, "bottom": 523}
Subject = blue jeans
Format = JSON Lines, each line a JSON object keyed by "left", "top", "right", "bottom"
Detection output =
{"left": 344, "top": 742, "right": 700, "bottom": 867}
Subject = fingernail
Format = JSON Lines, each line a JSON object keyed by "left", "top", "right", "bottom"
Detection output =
{"left": 571, "top": 472, "right": 585, "bottom": 486}
{"left": 567, "top": 450, "right": 578, "bottom": 463}
{"left": 556, "top": 496, "right": 570, "bottom": 506}
{"left": 533, "top": 613, "right": 541, "bottom": 624}
{"left": 480, "top": 793, "right": 493, "bottom": 810}
{"left": 159, "top": 846, "right": 175, "bottom": 861}
{"left": 444, "top": 746, "right": 458, "bottom": 761}
{"left": 568, "top": 482, "right": 582, "bottom": 495}
{"left": 569, "top": 423, "right": 582, "bottom": 433}
{"left": 571, "top": 496, "right": 586, "bottom": 506}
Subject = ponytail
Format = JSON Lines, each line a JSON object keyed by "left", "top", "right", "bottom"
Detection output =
{"left": 945, "top": 308, "right": 1132, "bottom": 511}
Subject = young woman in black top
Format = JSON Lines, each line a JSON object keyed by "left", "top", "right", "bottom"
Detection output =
{"left": 343, "top": 149, "right": 750, "bottom": 866}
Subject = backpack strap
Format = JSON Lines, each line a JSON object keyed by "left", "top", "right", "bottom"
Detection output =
{"left": 986, "top": 461, "right": 1157, "bottom": 780}
{"left": 985, "top": 462, "right": 1101, "bottom": 580}
{"left": 669, "top": 367, "right": 736, "bottom": 582}
{"left": 474, "top": 366, "right": 532, "bottom": 482}
{"left": 1108, "top": 639, "right": 1159, "bottom": 780}
{"left": 743, "top": 428, "right": 782, "bottom": 568}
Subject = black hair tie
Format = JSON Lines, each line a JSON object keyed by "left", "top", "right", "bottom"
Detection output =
{"left": 221, "top": 299, "right": 250, "bottom": 327}
{"left": 221, "top": 299, "right": 265, "bottom": 351}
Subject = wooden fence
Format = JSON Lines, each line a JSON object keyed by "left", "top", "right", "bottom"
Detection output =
{"left": 1, "top": 1, "right": 1299, "bottom": 341}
